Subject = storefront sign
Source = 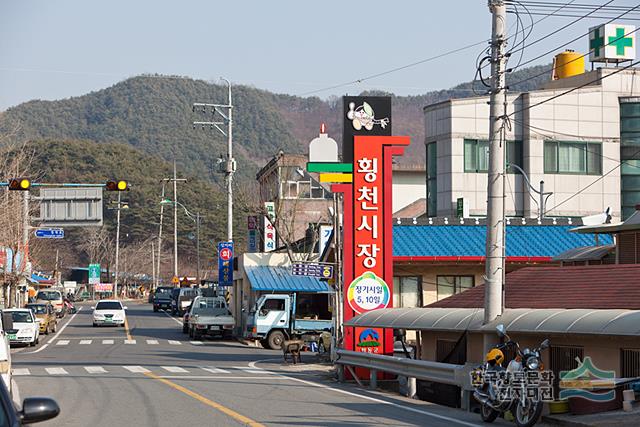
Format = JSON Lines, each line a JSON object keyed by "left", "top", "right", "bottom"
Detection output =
{"left": 95, "top": 283, "right": 112, "bottom": 292}
{"left": 263, "top": 202, "right": 277, "bottom": 252}
{"left": 218, "top": 241, "right": 234, "bottom": 286}
{"left": 347, "top": 272, "right": 390, "bottom": 313}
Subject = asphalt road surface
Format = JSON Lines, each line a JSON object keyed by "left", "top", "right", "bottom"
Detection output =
{"left": 11, "top": 301, "right": 504, "bottom": 426}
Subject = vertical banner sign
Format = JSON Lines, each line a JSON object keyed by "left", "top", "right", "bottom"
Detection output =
{"left": 88, "top": 264, "right": 100, "bottom": 285}
{"left": 263, "top": 202, "right": 277, "bottom": 252}
{"left": 334, "top": 136, "right": 409, "bottom": 356}
{"left": 319, "top": 225, "right": 333, "bottom": 257}
{"left": 247, "top": 215, "right": 258, "bottom": 252}
{"left": 218, "top": 242, "right": 234, "bottom": 286}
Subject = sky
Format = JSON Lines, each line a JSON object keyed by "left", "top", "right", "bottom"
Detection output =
{"left": 1, "top": 0, "right": 639, "bottom": 110}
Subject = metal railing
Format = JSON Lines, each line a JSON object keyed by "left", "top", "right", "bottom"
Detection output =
{"left": 335, "top": 349, "right": 472, "bottom": 388}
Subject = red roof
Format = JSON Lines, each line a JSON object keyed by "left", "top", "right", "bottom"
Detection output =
{"left": 427, "top": 264, "right": 640, "bottom": 310}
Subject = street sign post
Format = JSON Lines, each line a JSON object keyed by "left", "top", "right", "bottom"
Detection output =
{"left": 218, "top": 242, "right": 234, "bottom": 286}
{"left": 34, "top": 228, "right": 64, "bottom": 239}
{"left": 291, "top": 262, "right": 334, "bottom": 279}
{"left": 88, "top": 264, "right": 100, "bottom": 285}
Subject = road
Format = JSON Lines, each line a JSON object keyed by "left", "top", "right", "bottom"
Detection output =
{"left": 11, "top": 301, "right": 503, "bottom": 426}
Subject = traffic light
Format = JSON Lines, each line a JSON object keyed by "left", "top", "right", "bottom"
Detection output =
{"left": 8, "top": 178, "right": 30, "bottom": 191}
{"left": 105, "top": 180, "right": 129, "bottom": 191}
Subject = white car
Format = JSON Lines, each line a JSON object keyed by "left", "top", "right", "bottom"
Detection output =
{"left": 92, "top": 300, "right": 127, "bottom": 327}
{"left": 4, "top": 309, "right": 39, "bottom": 347}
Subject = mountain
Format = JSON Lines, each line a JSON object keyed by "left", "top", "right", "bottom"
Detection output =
{"left": 0, "top": 64, "right": 553, "bottom": 175}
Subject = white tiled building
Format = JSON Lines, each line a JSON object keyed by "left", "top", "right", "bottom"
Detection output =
{"left": 424, "top": 67, "right": 640, "bottom": 220}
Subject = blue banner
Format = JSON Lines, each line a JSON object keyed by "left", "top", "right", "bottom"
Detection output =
{"left": 217, "top": 241, "right": 234, "bottom": 286}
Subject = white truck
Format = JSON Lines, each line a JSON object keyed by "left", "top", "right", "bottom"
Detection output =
{"left": 186, "top": 296, "right": 234, "bottom": 339}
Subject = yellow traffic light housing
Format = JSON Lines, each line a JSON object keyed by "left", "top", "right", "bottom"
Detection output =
{"left": 8, "top": 178, "right": 30, "bottom": 191}
{"left": 105, "top": 180, "right": 129, "bottom": 191}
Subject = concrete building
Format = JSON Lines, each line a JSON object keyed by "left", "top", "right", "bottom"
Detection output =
{"left": 424, "top": 67, "right": 640, "bottom": 221}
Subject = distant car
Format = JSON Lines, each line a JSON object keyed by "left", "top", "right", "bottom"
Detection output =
{"left": 25, "top": 303, "right": 57, "bottom": 335}
{"left": 4, "top": 309, "right": 39, "bottom": 347}
{"left": 153, "top": 286, "right": 173, "bottom": 312}
{"left": 92, "top": 300, "right": 127, "bottom": 327}
{"left": 35, "top": 290, "right": 65, "bottom": 318}
{"left": 0, "top": 370, "right": 60, "bottom": 426}
{"left": 171, "top": 287, "right": 199, "bottom": 317}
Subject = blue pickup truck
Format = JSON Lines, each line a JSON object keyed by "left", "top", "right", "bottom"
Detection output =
{"left": 245, "top": 293, "right": 331, "bottom": 350}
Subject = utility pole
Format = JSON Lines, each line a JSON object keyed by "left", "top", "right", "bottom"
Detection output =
{"left": 196, "top": 212, "right": 201, "bottom": 284}
{"left": 114, "top": 192, "right": 122, "bottom": 299}
{"left": 19, "top": 191, "right": 30, "bottom": 307}
{"left": 173, "top": 161, "right": 178, "bottom": 278}
{"left": 192, "top": 77, "right": 235, "bottom": 242}
{"left": 156, "top": 181, "right": 166, "bottom": 288}
{"left": 151, "top": 241, "right": 156, "bottom": 290}
{"left": 484, "top": 0, "right": 507, "bottom": 336}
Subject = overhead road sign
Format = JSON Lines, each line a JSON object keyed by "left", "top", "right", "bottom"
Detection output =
{"left": 38, "top": 187, "right": 103, "bottom": 227}
{"left": 291, "top": 262, "right": 334, "bottom": 279}
{"left": 34, "top": 228, "right": 64, "bottom": 239}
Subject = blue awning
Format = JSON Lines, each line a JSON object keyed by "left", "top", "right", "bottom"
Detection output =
{"left": 245, "top": 266, "right": 330, "bottom": 293}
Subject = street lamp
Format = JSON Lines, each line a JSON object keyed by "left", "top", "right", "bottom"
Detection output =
{"left": 159, "top": 199, "right": 202, "bottom": 284}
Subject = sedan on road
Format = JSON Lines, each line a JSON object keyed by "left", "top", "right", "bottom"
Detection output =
{"left": 4, "top": 309, "right": 39, "bottom": 347}
{"left": 92, "top": 300, "right": 127, "bottom": 327}
{"left": 25, "top": 303, "right": 57, "bottom": 335}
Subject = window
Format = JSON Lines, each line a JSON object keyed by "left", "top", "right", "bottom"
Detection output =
{"left": 260, "top": 298, "right": 285, "bottom": 315}
{"left": 543, "top": 141, "right": 602, "bottom": 175}
{"left": 426, "top": 142, "right": 437, "bottom": 216}
{"left": 463, "top": 139, "right": 522, "bottom": 173}
{"left": 621, "top": 348, "right": 640, "bottom": 378}
{"left": 437, "top": 276, "right": 474, "bottom": 300}
{"left": 550, "top": 345, "right": 583, "bottom": 392}
{"left": 436, "top": 339, "right": 467, "bottom": 365}
{"left": 393, "top": 276, "right": 422, "bottom": 308}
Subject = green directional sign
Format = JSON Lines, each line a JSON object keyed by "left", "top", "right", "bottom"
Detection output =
{"left": 88, "top": 263, "right": 100, "bottom": 285}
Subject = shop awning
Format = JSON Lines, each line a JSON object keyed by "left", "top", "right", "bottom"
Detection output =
{"left": 245, "top": 265, "right": 330, "bottom": 293}
{"left": 345, "top": 307, "right": 640, "bottom": 337}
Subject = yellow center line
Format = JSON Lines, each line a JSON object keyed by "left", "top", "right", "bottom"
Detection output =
{"left": 124, "top": 318, "right": 133, "bottom": 341}
{"left": 143, "top": 372, "right": 265, "bottom": 427}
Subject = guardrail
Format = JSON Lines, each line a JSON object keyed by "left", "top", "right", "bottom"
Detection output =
{"left": 336, "top": 349, "right": 470, "bottom": 387}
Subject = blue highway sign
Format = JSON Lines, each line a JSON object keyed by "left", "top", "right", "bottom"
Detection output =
{"left": 34, "top": 228, "right": 64, "bottom": 239}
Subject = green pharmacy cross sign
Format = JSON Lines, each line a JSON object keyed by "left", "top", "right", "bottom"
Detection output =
{"left": 590, "top": 24, "right": 636, "bottom": 62}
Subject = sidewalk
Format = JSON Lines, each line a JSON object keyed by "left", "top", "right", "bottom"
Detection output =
{"left": 543, "top": 406, "right": 640, "bottom": 426}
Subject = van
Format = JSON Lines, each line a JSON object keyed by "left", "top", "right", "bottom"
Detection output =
{"left": 170, "top": 287, "right": 199, "bottom": 316}
{"left": 36, "top": 290, "right": 65, "bottom": 317}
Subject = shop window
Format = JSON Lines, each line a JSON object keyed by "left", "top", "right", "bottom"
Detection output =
{"left": 393, "top": 276, "right": 422, "bottom": 308}
{"left": 436, "top": 276, "right": 474, "bottom": 300}
{"left": 543, "top": 141, "right": 602, "bottom": 175}
{"left": 463, "top": 139, "right": 522, "bottom": 173}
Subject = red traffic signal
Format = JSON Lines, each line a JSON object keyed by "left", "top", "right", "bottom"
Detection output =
{"left": 8, "top": 178, "right": 30, "bottom": 191}
{"left": 105, "top": 180, "right": 129, "bottom": 191}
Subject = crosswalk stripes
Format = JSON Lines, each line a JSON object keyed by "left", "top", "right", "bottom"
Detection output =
{"left": 190, "top": 341, "right": 203, "bottom": 345}
{"left": 168, "top": 340, "right": 181, "bottom": 345}
{"left": 124, "top": 340, "right": 136, "bottom": 345}
{"left": 201, "top": 367, "right": 230, "bottom": 374}
{"left": 55, "top": 340, "right": 70, "bottom": 346}
{"left": 13, "top": 368, "right": 30, "bottom": 376}
{"left": 161, "top": 366, "right": 188, "bottom": 373}
{"left": 123, "top": 366, "right": 150, "bottom": 373}
{"left": 79, "top": 340, "right": 92, "bottom": 345}
{"left": 50, "top": 338, "right": 203, "bottom": 346}
{"left": 45, "top": 367, "right": 68, "bottom": 375}
{"left": 102, "top": 340, "right": 114, "bottom": 345}
{"left": 232, "top": 366, "right": 269, "bottom": 375}
{"left": 146, "top": 340, "right": 159, "bottom": 345}
{"left": 84, "top": 366, "right": 107, "bottom": 374}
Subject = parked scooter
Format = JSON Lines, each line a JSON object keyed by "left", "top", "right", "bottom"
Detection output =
{"left": 473, "top": 324, "right": 550, "bottom": 427}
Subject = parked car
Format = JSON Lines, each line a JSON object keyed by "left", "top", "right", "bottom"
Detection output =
{"left": 25, "top": 303, "right": 57, "bottom": 335}
{"left": 4, "top": 309, "right": 39, "bottom": 347}
{"left": 187, "top": 296, "right": 234, "bottom": 339}
{"left": 92, "top": 300, "right": 127, "bottom": 327}
{"left": 182, "top": 303, "right": 192, "bottom": 334}
{"left": 35, "top": 290, "right": 65, "bottom": 318}
{"left": 171, "top": 287, "right": 199, "bottom": 317}
{"left": 0, "top": 371, "right": 60, "bottom": 426}
{"left": 153, "top": 286, "right": 173, "bottom": 312}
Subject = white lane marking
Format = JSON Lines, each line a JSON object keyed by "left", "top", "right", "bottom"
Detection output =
{"left": 146, "top": 340, "right": 159, "bottom": 345}
{"left": 124, "top": 340, "right": 136, "bottom": 345}
{"left": 168, "top": 340, "right": 181, "bottom": 345}
{"left": 45, "top": 367, "right": 68, "bottom": 375}
{"left": 161, "top": 310, "right": 183, "bottom": 326}
{"left": 190, "top": 341, "right": 203, "bottom": 345}
{"left": 13, "top": 369, "right": 30, "bottom": 376}
{"left": 162, "top": 366, "right": 188, "bottom": 373}
{"left": 102, "top": 340, "right": 114, "bottom": 345}
{"left": 22, "top": 307, "right": 83, "bottom": 355}
{"left": 233, "top": 366, "right": 269, "bottom": 374}
{"left": 248, "top": 360, "right": 482, "bottom": 427}
{"left": 157, "top": 376, "right": 273, "bottom": 380}
{"left": 79, "top": 340, "right": 92, "bottom": 345}
{"left": 55, "top": 340, "right": 70, "bottom": 346}
{"left": 202, "top": 367, "right": 230, "bottom": 374}
{"left": 85, "top": 366, "right": 107, "bottom": 374}
{"left": 123, "top": 366, "right": 149, "bottom": 373}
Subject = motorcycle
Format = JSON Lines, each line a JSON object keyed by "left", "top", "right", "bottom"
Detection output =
{"left": 473, "top": 324, "right": 550, "bottom": 427}
{"left": 63, "top": 299, "right": 77, "bottom": 314}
